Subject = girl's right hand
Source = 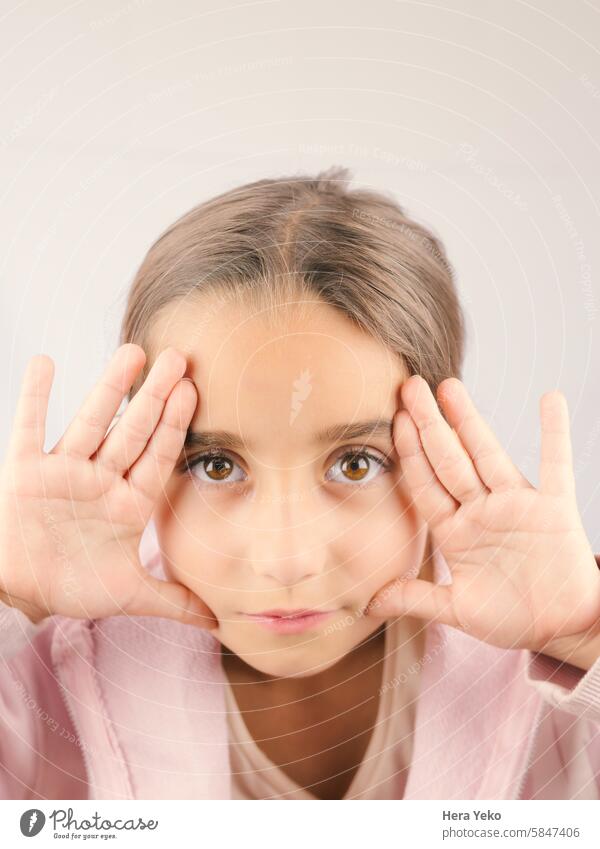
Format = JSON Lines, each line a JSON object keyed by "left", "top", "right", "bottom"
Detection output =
{"left": 0, "top": 344, "right": 218, "bottom": 630}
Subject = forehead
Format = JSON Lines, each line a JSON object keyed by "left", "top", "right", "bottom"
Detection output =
{"left": 147, "top": 295, "right": 407, "bottom": 438}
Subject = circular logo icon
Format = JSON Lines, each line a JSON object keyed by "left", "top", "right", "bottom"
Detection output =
{"left": 19, "top": 809, "right": 46, "bottom": 837}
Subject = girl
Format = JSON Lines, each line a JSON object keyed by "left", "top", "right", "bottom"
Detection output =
{"left": 1, "top": 166, "right": 600, "bottom": 800}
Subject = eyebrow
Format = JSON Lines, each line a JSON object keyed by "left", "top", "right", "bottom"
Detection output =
{"left": 183, "top": 418, "right": 395, "bottom": 453}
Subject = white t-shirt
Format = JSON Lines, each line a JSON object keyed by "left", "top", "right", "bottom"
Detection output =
{"left": 222, "top": 615, "right": 423, "bottom": 799}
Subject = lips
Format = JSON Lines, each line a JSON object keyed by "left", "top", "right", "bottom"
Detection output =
{"left": 241, "top": 608, "right": 338, "bottom": 634}
{"left": 250, "top": 608, "right": 331, "bottom": 618}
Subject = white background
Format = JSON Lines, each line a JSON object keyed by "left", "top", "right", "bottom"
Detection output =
{"left": 1, "top": 0, "right": 599, "bottom": 545}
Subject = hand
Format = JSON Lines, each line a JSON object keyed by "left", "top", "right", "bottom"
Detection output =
{"left": 364, "top": 375, "right": 600, "bottom": 653}
{"left": 0, "top": 344, "right": 217, "bottom": 629}
{"left": 534, "top": 559, "right": 600, "bottom": 670}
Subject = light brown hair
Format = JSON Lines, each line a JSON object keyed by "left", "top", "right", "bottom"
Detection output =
{"left": 120, "top": 165, "right": 465, "bottom": 400}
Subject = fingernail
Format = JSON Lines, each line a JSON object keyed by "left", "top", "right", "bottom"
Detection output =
{"left": 364, "top": 595, "right": 384, "bottom": 616}
{"left": 364, "top": 581, "right": 401, "bottom": 616}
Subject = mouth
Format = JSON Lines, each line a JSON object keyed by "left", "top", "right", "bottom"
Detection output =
{"left": 240, "top": 608, "right": 338, "bottom": 634}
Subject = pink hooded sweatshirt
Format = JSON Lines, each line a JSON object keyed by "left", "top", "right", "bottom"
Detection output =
{"left": 1, "top": 519, "right": 600, "bottom": 801}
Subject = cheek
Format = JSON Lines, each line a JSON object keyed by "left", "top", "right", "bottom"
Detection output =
{"left": 155, "top": 472, "right": 425, "bottom": 592}
{"left": 153, "top": 489, "right": 231, "bottom": 589}
{"left": 340, "top": 493, "right": 427, "bottom": 590}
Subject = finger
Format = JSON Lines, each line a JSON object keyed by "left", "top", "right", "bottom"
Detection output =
{"left": 400, "top": 376, "right": 487, "bottom": 503}
{"left": 539, "top": 390, "right": 575, "bottom": 497}
{"left": 10, "top": 452, "right": 116, "bottom": 499}
{"left": 94, "top": 347, "right": 187, "bottom": 476}
{"left": 393, "top": 410, "right": 459, "bottom": 528}
{"left": 127, "top": 573, "right": 218, "bottom": 630}
{"left": 125, "top": 378, "right": 197, "bottom": 513}
{"left": 8, "top": 355, "right": 54, "bottom": 457}
{"left": 436, "top": 378, "right": 530, "bottom": 492}
{"left": 364, "top": 577, "right": 461, "bottom": 629}
{"left": 51, "top": 344, "right": 146, "bottom": 458}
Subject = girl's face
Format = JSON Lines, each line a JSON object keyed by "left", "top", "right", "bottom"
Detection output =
{"left": 151, "top": 295, "right": 429, "bottom": 678}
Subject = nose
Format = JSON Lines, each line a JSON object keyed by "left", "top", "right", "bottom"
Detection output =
{"left": 245, "top": 490, "right": 328, "bottom": 586}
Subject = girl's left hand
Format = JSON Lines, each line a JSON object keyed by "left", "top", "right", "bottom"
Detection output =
{"left": 365, "top": 376, "right": 600, "bottom": 653}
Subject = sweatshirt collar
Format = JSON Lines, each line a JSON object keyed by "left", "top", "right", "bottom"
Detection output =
{"left": 403, "top": 546, "right": 544, "bottom": 799}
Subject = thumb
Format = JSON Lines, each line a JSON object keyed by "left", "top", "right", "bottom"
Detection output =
{"left": 126, "top": 574, "right": 219, "bottom": 631}
{"left": 364, "top": 578, "right": 460, "bottom": 629}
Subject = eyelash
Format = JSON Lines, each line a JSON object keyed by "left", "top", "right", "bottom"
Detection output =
{"left": 180, "top": 445, "right": 393, "bottom": 487}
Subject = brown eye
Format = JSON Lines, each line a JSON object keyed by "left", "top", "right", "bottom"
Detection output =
{"left": 204, "top": 455, "right": 233, "bottom": 481}
{"left": 325, "top": 448, "right": 392, "bottom": 486}
{"left": 340, "top": 452, "right": 370, "bottom": 482}
{"left": 185, "top": 450, "right": 247, "bottom": 486}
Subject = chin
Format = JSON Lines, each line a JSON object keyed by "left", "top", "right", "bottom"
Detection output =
{"left": 222, "top": 632, "right": 351, "bottom": 679}
{"left": 247, "top": 652, "right": 346, "bottom": 680}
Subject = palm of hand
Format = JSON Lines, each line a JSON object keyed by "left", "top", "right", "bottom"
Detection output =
{"left": 0, "top": 346, "right": 216, "bottom": 628}
{"left": 366, "top": 376, "right": 600, "bottom": 653}
{"left": 1, "top": 453, "right": 150, "bottom": 621}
